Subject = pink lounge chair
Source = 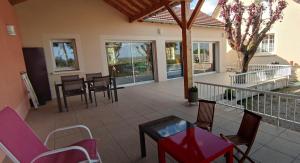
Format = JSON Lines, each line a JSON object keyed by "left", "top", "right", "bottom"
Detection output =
{"left": 0, "top": 107, "right": 102, "bottom": 163}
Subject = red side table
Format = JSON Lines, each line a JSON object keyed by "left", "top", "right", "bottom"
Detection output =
{"left": 158, "top": 127, "right": 234, "bottom": 163}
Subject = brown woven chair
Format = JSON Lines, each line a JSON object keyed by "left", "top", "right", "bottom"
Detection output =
{"left": 86, "top": 73, "right": 102, "bottom": 81}
{"left": 86, "top": 73, "right": 105, "bottom": 102}
{"left": 195, "top": 99, "right": 216, "bottom": 132}
{"left": 220, "top": 110, "right": 262, "bottom": 163}
{"left": 62, "top": 78, "right": 88, "bottom": 111}
{"left": 61, "top": 75, "right": 80, "bottom": 81}
{"left": 61, "top": 75, "right": 84, "bottom": 101}
{"left": 91, "top": 76, "right": 112, "bottom": 106}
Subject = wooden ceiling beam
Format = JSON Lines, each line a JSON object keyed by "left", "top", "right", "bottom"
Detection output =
{"left": 104, "top": 0, "right": 134, "bottom": 18}
{"left": 129, "top": 0, "right": 174, "bottom": 22}
{"left": 141, "top": 0, "right": 153, "bottom": 7}
{"left": 165, "top": 5, "right": 182, "bottom": 29}
{"left": 117, "top": 0, "right": 140, "bottom": 14}
{"left": 187, "top": 0, "right": 205, "bottom": 29}
{"left": 9, "top": 0, "right": 27, "bottom": 5}
{"left": 137, "top": 0, "right": 151, "bottom": 8}
{"left": 126, "top": 0, "right": 144, "bottom": 13}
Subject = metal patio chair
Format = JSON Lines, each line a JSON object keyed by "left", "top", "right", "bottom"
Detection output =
{"left": 86, "top": 73, "right": 106, "bottom": 102}
{"left": 91, "top": 76, "right": 113, "bottom": 106}
{"left": 0, "top": 107, "right": 102, "bottom": 163}
{"left": 62, "top": 78, "right": 88, "bottom": 111}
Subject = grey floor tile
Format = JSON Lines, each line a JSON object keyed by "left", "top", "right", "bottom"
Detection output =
{"left": 266, "top": 137, "right": 300, "bottom": 158}
{"left": 251, "top": 147, "right": 294, "bottom": 163}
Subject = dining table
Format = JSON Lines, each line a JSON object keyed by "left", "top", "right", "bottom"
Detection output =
{"left": 54, "top": 76, "right": 119, "bottom": 112}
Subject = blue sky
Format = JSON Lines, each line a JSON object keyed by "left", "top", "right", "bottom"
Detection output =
{"left": 190, "top": 0, "right": 218, "bottom": 15}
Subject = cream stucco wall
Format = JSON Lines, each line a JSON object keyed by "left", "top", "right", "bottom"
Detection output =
{"left": 252, "top": 0, "right": 300, "bottom": 65}
{"left": 214, "top": 0, "right": 300, "bottom": 67}
{"left": 14, "top": 0, "right": 227, "bottom": 98}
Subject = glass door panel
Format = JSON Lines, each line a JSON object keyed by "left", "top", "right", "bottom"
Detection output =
{"left": 106, "top": 42, "right": 134, "bottom": 85}
{"left": 166, "top": 42, "right": 183, "bottom": 79}
{"left": 106, "top": 41, "right": 154, "bottom": 85}
{"left": 132, "top": 42, "right": 154, "bottom": 82}
{"left": 193, "top": 42, "right": 215, "bottom": 74}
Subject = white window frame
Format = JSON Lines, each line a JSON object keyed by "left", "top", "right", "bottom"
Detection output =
{"left": 192, "top": 42, "right": 211, "bottom": 63}
{"left": 50, "top": 39, "right": 80, "bottom": 72}
{"left": 257, "top": 34, "right": 275, "bottom": 55}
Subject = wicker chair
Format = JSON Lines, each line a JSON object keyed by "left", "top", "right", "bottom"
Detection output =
{"left": 220, "top": 110, "right": 262, "bottom": 163}
{"left": 62, "top": 78, "right": 88, "bottom": 111}
{"left": 195, "top": 99, "right": 216, "bottom": 132}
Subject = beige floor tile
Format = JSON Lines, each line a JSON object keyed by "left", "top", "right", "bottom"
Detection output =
{"left": 23, "top": 78, "right": 299, "bottom": 163}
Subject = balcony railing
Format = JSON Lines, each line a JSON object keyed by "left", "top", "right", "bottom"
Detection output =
{"left": 230, "top": 64, "right": 292, "bottom": 86}
{"left": 195, "top": 81, "right": 300, "bottom": 127}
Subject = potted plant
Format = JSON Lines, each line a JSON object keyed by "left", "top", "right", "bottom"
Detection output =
{"left": 188, "top": 86, "right": 198, "bottom": 103}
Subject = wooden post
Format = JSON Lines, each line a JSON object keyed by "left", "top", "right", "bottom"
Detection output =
{"left": 181, "top": 1, "right": 193, "bottom": 99}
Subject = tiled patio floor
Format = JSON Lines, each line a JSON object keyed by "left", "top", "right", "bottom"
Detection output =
{"left": 23, "top": 78, "right": 300, "bottom": 163}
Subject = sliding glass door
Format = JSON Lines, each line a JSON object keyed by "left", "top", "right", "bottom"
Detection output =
{"left": 106, "top": 41, "right": 154, "bottom": 85}
{"left": 165, "top": 41, "right": 183, "bottom": 79}
{"left": 193, "top": 42, "right": 215, "bottom": 74}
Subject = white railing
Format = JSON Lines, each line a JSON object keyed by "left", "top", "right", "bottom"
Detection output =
{"left": 230, "top": 65, "right": 292, "bottom": 86}
{"left": 195, "top": 81, "right": 300, "bottom": 127}
{"left": 248, "top": 64, "right": 291, "bottom": 71}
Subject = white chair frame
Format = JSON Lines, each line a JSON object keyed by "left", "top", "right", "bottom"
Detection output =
{"left": 0, "top": 125, "right": 102, "bottom": 163}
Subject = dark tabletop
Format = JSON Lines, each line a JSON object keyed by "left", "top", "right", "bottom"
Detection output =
{"left": 139, "top": 115, "right": 194, "bottom": 141}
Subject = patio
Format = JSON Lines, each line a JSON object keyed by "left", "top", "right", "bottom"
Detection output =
{"left": 22, "top": 78, "right": 300, "bottom": 163}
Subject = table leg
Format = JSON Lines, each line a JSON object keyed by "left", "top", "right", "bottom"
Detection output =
{"left": 139, "top": 126, "right": 146, "bottom": 157}
{"left": 55, "top": 84, "right": 63, "bottom": 112}
{"left": 87, "top": 82, "right": 93, "bottom": 103}
{"left": 112, "top": 78, "right": 118, "bottom": 102}
{"left": 226, "top": 148, "right": 234, "bottom": 163}
{"left": 158, "top": 143, "right": 166, "bottom": 163}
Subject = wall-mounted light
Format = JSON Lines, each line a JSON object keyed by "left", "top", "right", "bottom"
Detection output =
{"left": 157, "top": 28, "right": 162, "bottom": 35}
{"left": 6, "top": 25, "right": 16, "bottom": 36}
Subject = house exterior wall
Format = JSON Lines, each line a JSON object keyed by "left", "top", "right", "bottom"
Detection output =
{"left": 0, "top": 0, "right": 30, "bottom": 160}
{"left": 214, "top": 0, "right": 300, "bottom": 69}
{"left": 251, "top": 0, "right": 300, "bottom": 66}
{"left": 14, "top": 0, "right": 228, "bottom": 98}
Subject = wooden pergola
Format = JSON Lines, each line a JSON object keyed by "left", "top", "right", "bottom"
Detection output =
{"left": 103, "top": 0, "right": 205, "bottom": 99}
{"left": 10, "top": 0, "right": 205, "bottom": 99}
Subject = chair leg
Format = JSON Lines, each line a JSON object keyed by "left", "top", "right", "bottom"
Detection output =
{"left": 103, "top": 92, "right": 105, "bottom": 97}
{"left": 80, "top": 94, "right": 83, "bottom": 102}
{"left": 110, "top": 89, "right": 113, "bottom": 103}
{"left": 107, "top": 87, "right": 110, "bottom": 100}
{"left": 84, "top": 93, "right": 88, "bottom": 108}
{"left": 94, "top": 91, "right": 98, "bottom": 107}
{"left": 63, "top": 94, "right": 69, "bottom": 112}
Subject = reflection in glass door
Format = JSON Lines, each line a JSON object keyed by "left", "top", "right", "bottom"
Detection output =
{"left": 165, "top": 42, "right": 183, "bottom": 79}
{"left": 106, "top": 41, "right": 154, "bottom": 85}
{"left": 192, "top": 42, "right": 215, "bottom": 74}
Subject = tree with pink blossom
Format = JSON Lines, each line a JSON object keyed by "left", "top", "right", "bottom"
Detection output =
{"left": 219, "top": 0, "right": 287, "bottom": 72}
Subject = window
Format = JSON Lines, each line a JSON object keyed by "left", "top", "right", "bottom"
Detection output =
{"left": 165, "top": 41, "right": 183, "bottom": 79}
{"left": 192, "top": 42, "right": 215, "bottom": 74}
{"left": 258, "top": 34, "right": 275, "bottom": 53}
{"left": 51, "top": 39, "right": 79, "bottom": 72}
{"left": 106, "top": 41, "right": 154, "bottom": 85}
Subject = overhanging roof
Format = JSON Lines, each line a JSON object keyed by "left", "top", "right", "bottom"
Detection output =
{"left": 144, "top": 8, "right": 224, "bottom": 28}
{"left": 103, "top": 0, "right": 180, "bottom": 22}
